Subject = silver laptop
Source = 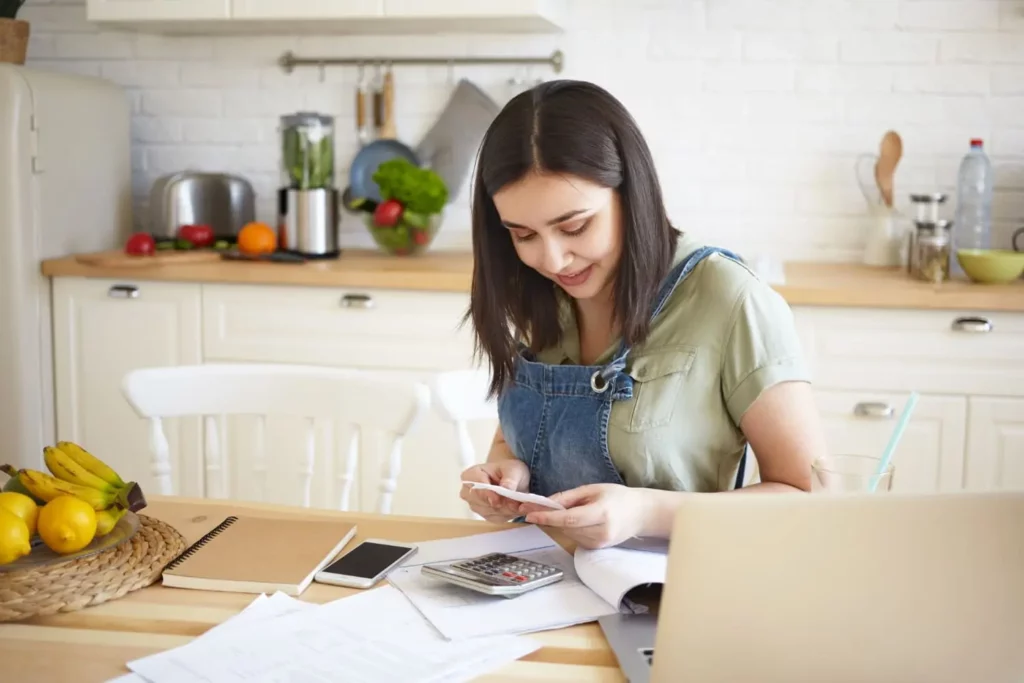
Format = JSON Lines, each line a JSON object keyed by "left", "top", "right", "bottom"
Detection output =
{"left": 600, "top": 491, "right": 1024, "bottom": 683}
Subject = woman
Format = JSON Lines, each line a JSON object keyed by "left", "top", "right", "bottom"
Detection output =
{"left": 459, "top": 80, "right": 828, "bottom": 549}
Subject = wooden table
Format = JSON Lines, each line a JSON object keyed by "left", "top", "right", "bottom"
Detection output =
{"left": 0, "top": 497, "right": 625, "bottom": 682}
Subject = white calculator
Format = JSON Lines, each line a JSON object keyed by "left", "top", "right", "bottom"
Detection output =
{"left": 420, "top": 552, "right": 564, "bottom": 598}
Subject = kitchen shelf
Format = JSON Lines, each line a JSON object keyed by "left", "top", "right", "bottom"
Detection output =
{"left": 85, "top": 0, "right": 568, "bottom": 35}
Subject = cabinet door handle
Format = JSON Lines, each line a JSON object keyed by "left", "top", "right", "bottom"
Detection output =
{"left": 107, "top": 285, "right": 139, "bottom": 299}
{"left": 340, "top": 293, "right": 374, "bottom": 309}
{"left": 854, "top": 402, "right": 894, "bottom": 419}
{"left": 951, "top": 316, "right": 992, "bottom": 333}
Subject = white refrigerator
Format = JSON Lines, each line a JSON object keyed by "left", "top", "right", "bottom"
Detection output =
{"left": 0, "top": 64, "right": 132, "bottom": 470}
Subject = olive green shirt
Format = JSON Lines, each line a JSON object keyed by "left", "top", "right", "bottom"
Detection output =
{"left": 535, "top": 233, "right": 810, "bottom": 492}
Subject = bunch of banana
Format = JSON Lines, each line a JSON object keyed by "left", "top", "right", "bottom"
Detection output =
{"left": 0, "top": 441, "right": 147, "bottom": 538}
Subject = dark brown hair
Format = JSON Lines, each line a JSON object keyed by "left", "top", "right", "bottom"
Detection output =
{"left": 468, "top": 80, "right": 679, "bottom": 397}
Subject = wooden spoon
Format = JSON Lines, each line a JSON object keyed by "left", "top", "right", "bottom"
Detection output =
{"left": 874, "top": 130, "right": 902, "bottom": 208}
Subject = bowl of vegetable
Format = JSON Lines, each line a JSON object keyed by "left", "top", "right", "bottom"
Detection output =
{"left": 362, "top": 158, "right": 448, "bottom": 256}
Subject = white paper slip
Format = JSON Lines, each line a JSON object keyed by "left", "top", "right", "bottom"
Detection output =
{"left": 573, "top": 546, "right": 668, "bottom": 613}
{"left": 109, "top": 592, "right": 312, "bottom": 682}
{"left": 127, "top": 585, "right": 539, "bottom": 683}
{"left": 461, "top": 481, "right": 565, "bottom": 510}
{"left": 389, "top": 535, "right": 618, "bottom": 640}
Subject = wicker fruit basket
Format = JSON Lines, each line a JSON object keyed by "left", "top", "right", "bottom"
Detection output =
{"left": 0, "top": 514, "right": 186, "bottom": 622}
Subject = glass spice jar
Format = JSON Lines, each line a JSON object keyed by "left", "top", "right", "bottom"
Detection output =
{"left": 914, "top": 231, "right": 951, "bottom": 284}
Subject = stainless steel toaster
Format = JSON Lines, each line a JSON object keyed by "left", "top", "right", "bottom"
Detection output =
{"left": 149, "top": 172, "right": 256, "bottom": 237}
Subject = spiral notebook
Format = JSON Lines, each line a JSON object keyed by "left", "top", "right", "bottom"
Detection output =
{"left": 161, "top": 515, "right": 358, "bottom": 596}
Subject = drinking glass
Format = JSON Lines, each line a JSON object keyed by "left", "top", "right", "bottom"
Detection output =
{"left": 811, "top": 454, "right": 894, "bottom": 493}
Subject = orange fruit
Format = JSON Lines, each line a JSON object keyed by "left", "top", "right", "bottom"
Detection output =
{"left": 237, "top": 222, "right": 277, "bottom": 255}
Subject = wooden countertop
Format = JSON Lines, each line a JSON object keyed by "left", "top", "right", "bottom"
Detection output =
{"left": 0, "top": 497, "right": 622, "bottom": 683}
{"left": 40, "top": 249, "right": 1024, "bottom": 312}
{"left": 41, "top": 249, "right": 476, "bottom": 293}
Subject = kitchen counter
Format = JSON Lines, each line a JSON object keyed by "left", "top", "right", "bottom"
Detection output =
{"left": 40, "top": 249, "right": 476, "bottom": 293}
{"left": 40, "top": 249, "right": 1024, "bottom": 312}
{"left": 0, "top": 496, "right": 622, "bottom": 683}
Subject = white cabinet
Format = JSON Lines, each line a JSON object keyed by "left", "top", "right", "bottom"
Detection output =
{"left": 232, "top": 0, "right": 383, "bottom": 20}
{"left": 794, "top": 308, "right": 1024, "bottom": 397}
{"left": 87, "top": 0, "right": 231, "bottom": 21}
{"left": 966, "top": 398, "right": 1024, "bottom": 492}
{"left": 88, "top": 0, "right": 566, "bottom": 32}
{"left": 814, "top": 390, "right": 966, "bottom": 492}
{"left": 52, "top": 278, "right": 204, "bottom": 499}
{"left": 796, "top": 305, "right": 1024, "bottom": 494}
{"left": 201, "top": 284, "right": 476, "bottom": 372}
{"left": 382, "top": 0, "right": 567, "bottom": 31}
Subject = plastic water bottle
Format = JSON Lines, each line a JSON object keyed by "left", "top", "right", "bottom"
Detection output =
{"left": 951, "top": 138, "right": 993, "bottom": 278}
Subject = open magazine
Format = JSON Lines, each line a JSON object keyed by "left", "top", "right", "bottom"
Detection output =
{"left": 386, "top": 526, "right": 668, "bottom": 641}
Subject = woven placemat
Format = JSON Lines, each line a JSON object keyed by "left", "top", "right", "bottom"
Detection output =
{"left": 0, "top": 514, "right": 186, "bottom": 622}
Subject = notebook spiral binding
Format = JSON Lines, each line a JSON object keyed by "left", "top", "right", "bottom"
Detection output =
{"left": 163, "top": 515, "right": 239, "bottom": 571}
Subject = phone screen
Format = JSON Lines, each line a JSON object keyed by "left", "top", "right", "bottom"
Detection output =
{"left": 321, "top": 542, "right": 413, "bottom": 579}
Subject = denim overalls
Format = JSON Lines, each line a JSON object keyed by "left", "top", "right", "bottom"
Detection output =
{"left": 497, "top": 246, "right": 748, "bottom": 498}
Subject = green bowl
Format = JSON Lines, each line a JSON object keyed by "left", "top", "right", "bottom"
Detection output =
{"left": 956, "top": 248, "right": 1024, "bottom": 284}
{"left": 364, "top": 211, "right": 442, "bottom": 256}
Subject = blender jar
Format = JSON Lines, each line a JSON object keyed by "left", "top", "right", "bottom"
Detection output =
{"left": 280, "top": 112, "right": 335, "bottom": 190}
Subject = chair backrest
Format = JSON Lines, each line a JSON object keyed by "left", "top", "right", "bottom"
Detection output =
{"left": 121, "top": 363, "right": 431, "bottom": 513}
{"left": 430, "top": 369, "right": 497, "bottom": 472}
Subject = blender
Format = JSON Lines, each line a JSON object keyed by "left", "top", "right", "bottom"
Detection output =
{"left": 278, "top": 112, "right": 340, "bottom": 258}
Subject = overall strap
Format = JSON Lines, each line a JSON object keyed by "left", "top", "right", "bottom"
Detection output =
{"left": 650, "top": 246, "right": 743, "bottom": 320}
{"left": 597, "top": 245, "right": 744, "bottom": 381}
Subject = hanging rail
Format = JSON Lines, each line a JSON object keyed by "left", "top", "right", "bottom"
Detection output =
{"left": 278, "top": 48, "right": 564, "bottom": 74}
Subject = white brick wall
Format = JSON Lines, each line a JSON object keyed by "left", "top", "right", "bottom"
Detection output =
{"left": 20, "top": 0, "right": 1024, "bottom": 260}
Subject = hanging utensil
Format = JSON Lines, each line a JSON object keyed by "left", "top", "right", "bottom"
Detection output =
{"left": 875, "top": 130, "right": 903, "bottom": 208}
{"left": 415, "top": 78, "right": 500, "bottom": 204}
{"left": 380, "top": 63, "right": 397, "bottom": 140}
{"left": 372, "top": 63, "right": 384, "bottom": 140}
{"left": 355, "top": 63, "right": 370, "bottom": 146}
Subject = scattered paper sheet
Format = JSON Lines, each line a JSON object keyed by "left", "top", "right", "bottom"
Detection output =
{"left": 126, "top": 586, "right": 537, "bottom": 683}
{"left": 107, "top": 592, "right": 311, "bottom": 683}
{"left": 461, "top": 481, "right": 565, "bottom": 510}
{"left": 389, "top": 527, "right": 617, "bottom": 640}
{"left": 573, "top": 546, "right": 668, "bottom": 612}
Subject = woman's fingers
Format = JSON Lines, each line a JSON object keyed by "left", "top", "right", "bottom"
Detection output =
{"left": 525, "top": 502, "right": 603, "bottom": 528}
{"left": 548, "top": 485, "right": 601, "bottom": 509}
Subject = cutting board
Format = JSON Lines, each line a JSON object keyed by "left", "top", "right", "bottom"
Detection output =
{"left": 75, "top": 250, "right": 223, "bottom": 268}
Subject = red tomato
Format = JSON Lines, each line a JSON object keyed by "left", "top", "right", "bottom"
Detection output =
{"left": 373, "top": 199, "right": 403, "bottom": 227}
{"left": 412, "top": 230, "right": 430, "bottom": 246}
{"left": 125, "top": 233, "right": 155, "bottom": 256}
{"left": 178, "top": 224, "right": 214, "bottom": 248}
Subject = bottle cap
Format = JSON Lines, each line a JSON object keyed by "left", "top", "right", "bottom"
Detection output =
{"left": 970, "top": 138, "right": 984, "bottom": 147}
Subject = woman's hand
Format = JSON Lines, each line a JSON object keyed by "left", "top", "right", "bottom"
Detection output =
{"left": 518, "top": 484, "right": 653, "bottom": 549}
{"left": 460, "top": 458, "right": 531, "bottom": 523}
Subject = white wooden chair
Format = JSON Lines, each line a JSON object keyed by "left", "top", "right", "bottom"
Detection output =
{"left": 120, "top": 363, "right": 430, "bottom": 514}
{"left": 430, "top": 368, "right": 498, "bottom": 473}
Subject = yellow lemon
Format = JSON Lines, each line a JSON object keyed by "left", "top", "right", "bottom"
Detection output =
{"left": 37, "top": 495, "right": 97, "bottom": 555}
{"left": 0, "top": 507, "right": 31, "bottom": 565}
{"left": 0, "top": 491, "right": 39, "bottom": 536}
